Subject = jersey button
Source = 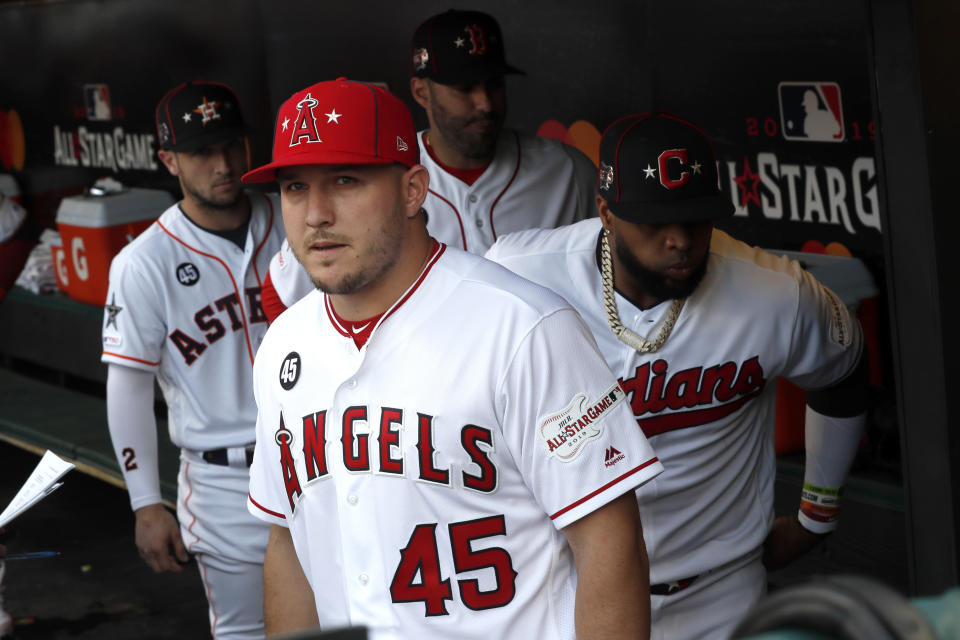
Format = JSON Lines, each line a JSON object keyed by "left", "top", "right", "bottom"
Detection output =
{"left": 475, "top": 219, "right": 483, "bottom": 228}
{"left": 347, "top": 379, "right": 357, "bottom": 389}
{"left": 468, "top": 194, "right": 478, "bottom": 203}
{"left": 359, "top": 573, "right": 369, "bottom": 585}
{"left": 347, "top": 494, "right": 358, "bottom": 505}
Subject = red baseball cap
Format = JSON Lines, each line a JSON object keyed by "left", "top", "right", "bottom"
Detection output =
{"left": 242, "top": 78, "right": 419, "bottom": 184}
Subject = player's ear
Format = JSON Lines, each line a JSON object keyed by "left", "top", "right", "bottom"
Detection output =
{"left": 157, "top": 149, "right": 180, "bottom": 178}
{"left": 410, "top": 77, "right": 430, "bottom": 111}
{"left": 596, "top": 195, "right": 614, "bottom": 232}
{"left": 401, "top": 164, "right": 429, "bottom": 218}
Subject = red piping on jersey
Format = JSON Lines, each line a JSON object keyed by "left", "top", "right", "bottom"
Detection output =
{"left": 249, "top": 493, "right": 286, "bottom": 520}
{"left": 428, "top": 188, "right": 467, "bottom": 250}
{"left": 101, "top": 351, "right": 161, "bottom": 366}
{"left": 422, "top": 133, "right": 468, "bottom": 251}
{"left": 325, "top": 294, "right": 351, "bottom": 338}
{"left": 380, "top": 241, "right": 444, "bottom": 325}
{"left": 487, "top": 130, "right": 522, "bottom": 241}
{"left": 157, "top": 217, "right": 256, "bottom": 365}
{"left": 549, "top": 456, "right": 660, "bottom": 521}
{"left": 182, "top": 460, "right": 199, "bottom": 551}
{"left": 250, "top": 193, "right": 275, "bottom": 286}
{"left": 325, "top": 241, "right": 445, "bottom": 338}
{"left": 196, "top": 553, "right": 220, "bottom": 637}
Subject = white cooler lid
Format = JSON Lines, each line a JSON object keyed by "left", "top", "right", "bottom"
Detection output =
{"left": 56, "top": 187, "right": 175, "bottom": 228}
{"left": 0, "top": 174, "right": 19, "bottom": 197}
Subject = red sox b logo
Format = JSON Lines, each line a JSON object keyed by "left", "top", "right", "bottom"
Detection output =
{"left": 658, "top": 148, "right": 690, "bottom": 189}
{"left": 464, "top": 24, "right": 487, "bottom": 55}
{"left": 290, "top": 93, "right": 321, "bottom": 147}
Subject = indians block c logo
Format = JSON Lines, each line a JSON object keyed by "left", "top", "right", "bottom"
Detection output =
{"left": 176, "top": 262, "right": 200, "bottom": 286}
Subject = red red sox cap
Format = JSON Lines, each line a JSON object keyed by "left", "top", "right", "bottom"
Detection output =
{"left": 242, "top": 78, "right": 419, "bottom": 184}
{"left": 410, "top": 9, "right": 525, "bottom": 85}
{"left": 598, "top": 112, "right": 734, "bottom": 224}
{"left": 155, "top": 81, "right": 250, "bottom": 152}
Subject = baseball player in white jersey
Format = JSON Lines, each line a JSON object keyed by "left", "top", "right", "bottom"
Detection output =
{"left": 256, "top": 8, "right": 596, "bottom": 324}
{"left": 101, "top": 81, "right": 285, "bottom": 639}
{"left": 242, "top": 78, "right": 663, "bottom": 640}
{"left": 486, "top": 112, "right": 869, "bottom": 640}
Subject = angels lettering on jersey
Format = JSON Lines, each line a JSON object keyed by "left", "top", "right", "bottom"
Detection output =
{"left": 272, "top": 406, "right": 497, "bottom": 514}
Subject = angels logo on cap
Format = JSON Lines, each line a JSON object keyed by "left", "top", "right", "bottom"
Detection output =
{"left": 597, "top": 112, "right": 735, "bottom": 224}
{"left": 243, "top": 78, "right": 419, "bottom": 184}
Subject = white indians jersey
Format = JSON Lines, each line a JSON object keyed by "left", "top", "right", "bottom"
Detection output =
{"left": 420, "top": 129, "right": 597, "bottom": 254}
{"left": 248, "top": 243, "right": 662, "bottom": 639}
{"left": 486, "top": 218, "right": 863, "bottom": 585}
{"left": 101, "top": 192, "right": 285, "bottom": 450}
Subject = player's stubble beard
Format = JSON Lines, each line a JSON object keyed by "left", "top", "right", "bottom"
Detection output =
{"left": 180, "top": 173, "right": 245, "bottom": 213}
{"left": 429, "top": 94, "right": 502, "bottom": 161}
{"left": 301, "top": 202, "right": 407, "bottom": 296}
{"left": 615, "top": 240, "right": 708, "bottom": 305}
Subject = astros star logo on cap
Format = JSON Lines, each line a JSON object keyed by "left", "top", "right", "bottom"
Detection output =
{"left": 193, "top": 96, "right": 222, "bottom": 126}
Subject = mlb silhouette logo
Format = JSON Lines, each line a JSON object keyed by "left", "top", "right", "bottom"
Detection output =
{"left": 778, "top": 82, "right": 844, "bottom": 142}
{"left": 84, "top": 84, "right": 112, "bottom": 121}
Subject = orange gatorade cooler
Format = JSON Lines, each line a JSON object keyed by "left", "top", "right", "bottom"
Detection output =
{"left": 55, "top": 186, "right": 174, "bottom": 305}
{"left": 50, "top": 234, "right": 70, "bottom": 293}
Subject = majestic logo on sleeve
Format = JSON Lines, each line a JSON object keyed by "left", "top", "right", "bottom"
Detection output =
{"left": 619, "top": 357, "right": 766, "bottom": 437}
{"left": 539, "top": 383, "right": 626, "bottom": 462}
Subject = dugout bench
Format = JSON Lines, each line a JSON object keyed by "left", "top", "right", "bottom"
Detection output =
{"left": 0, "top": 286, "right": 178, "bottom": 507}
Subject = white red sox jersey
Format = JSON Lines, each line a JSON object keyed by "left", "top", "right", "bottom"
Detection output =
{"left": 248, "top": 243, "right": 663, "bottom": 639}
{"left": 101, "top": 192, "right": 285, "bottom": 450}
{"left": 420, "top": 129, "right": 597, "bottom": 254}
{"left": 485, "top": 218, "right": 863, "bottom": 586}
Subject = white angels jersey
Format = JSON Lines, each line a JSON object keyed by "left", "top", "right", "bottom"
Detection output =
{"left": 101, "top": 193, "right": 285, "bottom": 450}
{"left": 248, "top": 243, "right": 662, "bottom": 639}
{"left": 420, "top": 129, "right": 598, "bottom": 254}
{"left": 485, "top": 218, "right": 863, "bottom": 585}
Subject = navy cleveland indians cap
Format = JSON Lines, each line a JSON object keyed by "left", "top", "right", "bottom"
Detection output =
{"left": 597, "top": 112, "right": 734, "bottom": 224}
{"left": 410, "top": 9, "right": 525, "bottom": 85}
{"left": 155, "top": 81, "right": 250, "bottom": 152}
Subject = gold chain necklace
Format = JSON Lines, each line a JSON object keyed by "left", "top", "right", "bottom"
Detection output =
{"left": 601, "top": 233, "right": 683, "bottom": 353}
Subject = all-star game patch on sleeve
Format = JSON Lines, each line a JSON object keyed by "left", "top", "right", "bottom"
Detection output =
{"left": 498, "top": 308, "right": 663, "bottom": 530}
{"left": 782, "top": 267, "right": 864, "bottom": 390}
{"left": 101, "top": 245, "right": 167, "bottom": 371}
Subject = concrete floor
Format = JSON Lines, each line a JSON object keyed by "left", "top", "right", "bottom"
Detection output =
{"left": 0, "top": 442, "right": 210, "bottom": 639}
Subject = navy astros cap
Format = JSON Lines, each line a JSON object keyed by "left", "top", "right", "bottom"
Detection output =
{"left": 155, "top": 81, "right": 250, "bottom": 152}
{"left": 597, "top": 112, "right": 734, "bottom": 224}
{"left": 410, "top": 9, "right": 525, "bottom": 85}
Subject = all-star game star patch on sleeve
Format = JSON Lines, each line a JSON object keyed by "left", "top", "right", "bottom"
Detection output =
{"left": 498, "top": 307, "right": 663, "bottom": 530}
{"left": 781, "top": 267, "right": 864, "bottom": 390}
{"left": 101, "top": 246, "right": 167, "bottom": 371}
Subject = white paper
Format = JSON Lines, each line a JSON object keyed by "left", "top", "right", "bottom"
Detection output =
{"left": 0, "top": 450, "right": 75, "bottom": 529}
